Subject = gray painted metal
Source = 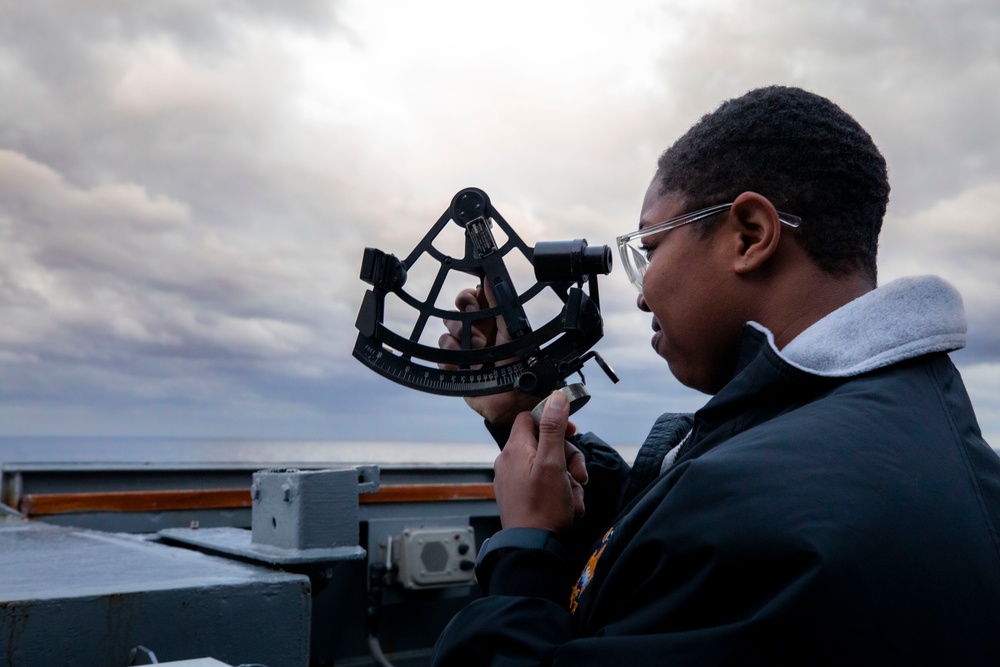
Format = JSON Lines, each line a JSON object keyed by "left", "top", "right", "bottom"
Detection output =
{"left": 0, "top": 439, "right": 515, "bottom": 666}
{"left": 251, "top": 467, "right": 372, "bottom": 550}
{"left": 0, "top": 515, "right": 311, "bottom": 667}
{"left": 160, "top": 467, "right": 378, "bottom": 565}
{"left": 392, "top": 525, "right": 478, "bottom": 589}
{"left": 159, "top": 525, "right": 365, "bottom": 565}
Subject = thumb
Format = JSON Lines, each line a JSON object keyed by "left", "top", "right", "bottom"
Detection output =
{"left": 535, "top": 389, "right": 570, "bottom": 467}
{"left": 479, "top": 279, "right": 511, "bottom": 342}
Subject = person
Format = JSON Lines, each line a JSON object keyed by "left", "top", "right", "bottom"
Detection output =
{"left": 431, "top": 86, "right": 1000, "bottom": 665}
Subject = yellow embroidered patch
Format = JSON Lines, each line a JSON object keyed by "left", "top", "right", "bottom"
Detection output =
{"left": 569, "top": 527, "right": 614, "bottom": 614}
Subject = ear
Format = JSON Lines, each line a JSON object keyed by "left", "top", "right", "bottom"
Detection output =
{"left": 728, "top": 191, "right": 783, "bottom": 274}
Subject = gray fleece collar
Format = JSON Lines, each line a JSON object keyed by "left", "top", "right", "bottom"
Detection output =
{"left": 749, "top": 275, "right": 967, "bottom": 378}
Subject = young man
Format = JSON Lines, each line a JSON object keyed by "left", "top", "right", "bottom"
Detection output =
{"left": 432, "top": 86, "right": 1000, "bottom": 665}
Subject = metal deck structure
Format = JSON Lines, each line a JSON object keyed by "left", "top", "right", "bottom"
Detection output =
{"left": 0, "top": 437, "right": 523, "bottom": 666}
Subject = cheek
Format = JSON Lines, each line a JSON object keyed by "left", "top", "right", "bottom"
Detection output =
{"left": 642, "top": 270, "right": 690, "bottom": 329}
{"left": 640, "top": 261, "right": 678, "bottom": 311}
{"left": 641, "top": 290, "right": 672, "bottom": 332}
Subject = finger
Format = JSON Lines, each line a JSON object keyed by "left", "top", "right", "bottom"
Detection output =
{"left": 495, "top": 413, "right": 538, "bottom": 478}
{"left": 478, "top": 280, "right": 497, "bottom": 307}
{"left": 454, "top": 284, "right": 499, "bottom": 348}
{"left": 569, "top": 475, "right": 586, "bottom": 519}
{"left": 565, "top": 440, "right": 589, "bottom": 486}
{"left": 437, "top": 332, "right": 460, "bottom": 371}
{"left": 508, "top": 411, "right": 539, "bottom": 453}
{"left": 535, "top": 390, "right": 570, "bottom": 469}
{"left": 471, "top": 284, "right": 499, "bottom": 345}
{"left": 438, "top": 332, "right": 486, "bottom": 372}
{"left": 442, "top": 317, "right": 487, "bottom": 348}
{"left": 479, "top": 280, "right": 509, "bottom": 342}
{"left": 446, "top": 287, "right": 489, "bottom": 342}
{"left": 438, "top": 331, "right": 465, "bottom": 352}
{"left": 454, "top": 287, "right": 481, "bottom": 312}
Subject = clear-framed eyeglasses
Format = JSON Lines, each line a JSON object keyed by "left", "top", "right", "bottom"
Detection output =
{"left": 615, "top": 202, "right": 802, "bottom": 291}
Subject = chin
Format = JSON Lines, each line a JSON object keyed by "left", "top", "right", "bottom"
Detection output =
{"left": 665, "top": 360, "right": 693, "bottom": 387}
{"left": 666, "top": 361, "right": 717, "bottom": 396}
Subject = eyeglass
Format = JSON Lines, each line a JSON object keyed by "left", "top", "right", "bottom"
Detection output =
{"left": 615, "top": 202, "right": 802, "bottom": 291}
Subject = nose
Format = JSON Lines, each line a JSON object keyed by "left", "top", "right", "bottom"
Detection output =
{"left": 637, "top": 291, "right": 650, "bottom": 312}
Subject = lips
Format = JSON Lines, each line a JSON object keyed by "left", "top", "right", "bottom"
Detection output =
{"left": 650, "top": 318, "right": 665, "bottom": 351}
{"left": 650, "top": 318, "right": 663, "bottom": 349}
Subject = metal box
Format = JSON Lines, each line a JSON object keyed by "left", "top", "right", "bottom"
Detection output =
{"left": 393, "top": 526, "right": 477, "bottom": 589}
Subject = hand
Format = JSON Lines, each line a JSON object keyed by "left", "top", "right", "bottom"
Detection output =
{"left": 438, "top": 280, "right": 539, "bottom": 424}
{"left": 493, "top": 390, "right": 587, "bottom": 537}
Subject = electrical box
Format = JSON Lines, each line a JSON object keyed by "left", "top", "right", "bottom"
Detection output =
{"left": 392, "top": 526, "right": 477, "bottom": 589}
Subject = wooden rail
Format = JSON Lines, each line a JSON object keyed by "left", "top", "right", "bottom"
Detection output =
{"left": 18, "top": 483, "right": 496, "bottom": 517}
{"left": 361, "top": 482, "right": 494, "bottom": 504}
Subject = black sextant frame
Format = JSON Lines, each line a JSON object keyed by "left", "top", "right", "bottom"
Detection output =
{"left": 353, "top": 187, "right": 616, "bottom": 398}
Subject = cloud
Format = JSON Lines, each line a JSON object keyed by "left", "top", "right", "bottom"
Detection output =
{"left": 0, "top": 149, "right": 190, "bottom": 230}
{"left": 0, "top": 149, "right": 340, "bottom": 405}
{"left": 647, "top": 0, "right": 1000, "bottom": 213}
{"left": 959, "top": 362, "right": 1000, "bottom": 441}
{"left": 880, "top": 182, "right": 1000, "bottom": 361}
{"left": 0, "top": 0, "right": 997, "bottom": 449}
{"left": 110, "top": 39, "right": 239, "bottom": 117}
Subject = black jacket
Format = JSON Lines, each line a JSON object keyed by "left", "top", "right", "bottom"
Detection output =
{"left": 433, "top": 277, "right": 1000, "bottom": 665}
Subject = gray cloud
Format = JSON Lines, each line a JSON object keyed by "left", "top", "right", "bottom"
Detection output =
{"left": 880, "top": 183, "right": 1000, "bottom": 362}
{"left": 644, "top": 1, "right": 1000, "bottom": 205}
{"left": 0, "top": 0, "right": 998, "bottom": 448}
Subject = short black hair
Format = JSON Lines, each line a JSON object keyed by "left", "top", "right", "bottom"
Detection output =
{"left": 656, "top": 86, "right": 889, "bottom": 283}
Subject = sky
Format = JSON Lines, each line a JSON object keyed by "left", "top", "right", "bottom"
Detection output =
{"left": 0, "top": 0, "right": 998, "bottom": 450}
